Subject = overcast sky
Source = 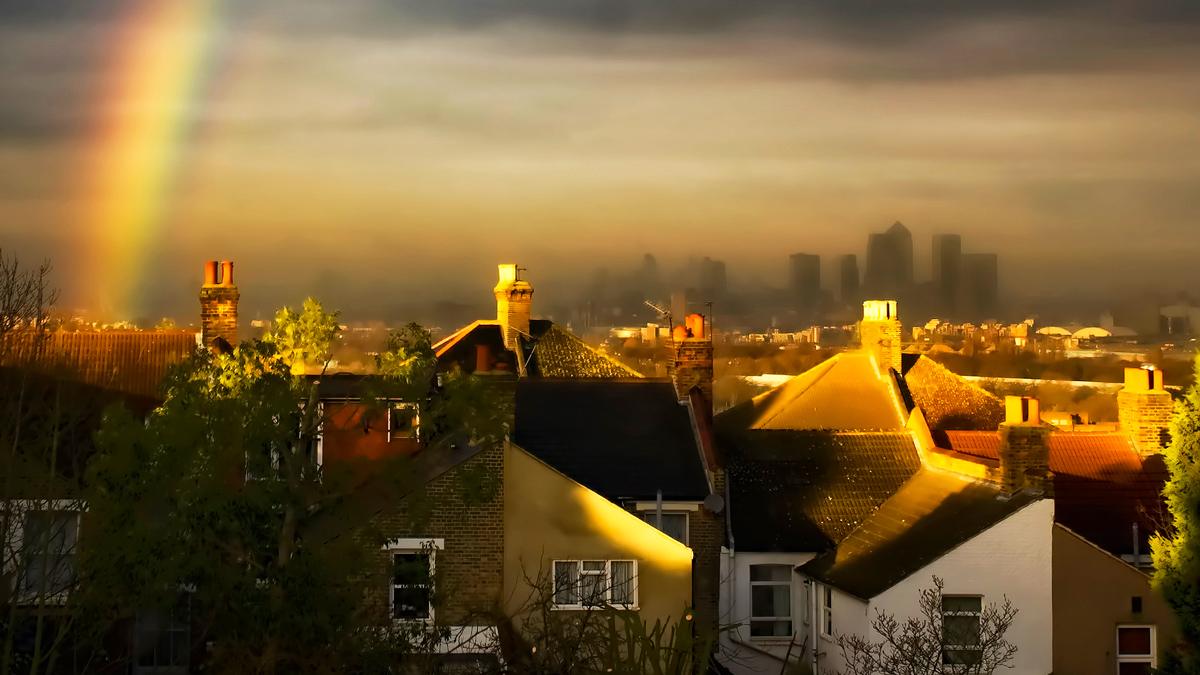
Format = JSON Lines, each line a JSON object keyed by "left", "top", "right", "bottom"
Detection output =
{"left": 2, "top": 0, "right": 1199, "bottom": 320}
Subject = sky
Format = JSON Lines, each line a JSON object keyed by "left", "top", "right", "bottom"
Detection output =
{"left": 1, "top": 0, "right": 1199, "bottom": 322}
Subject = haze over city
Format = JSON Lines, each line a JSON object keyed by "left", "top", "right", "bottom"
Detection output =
{"left": 2, "top": 0, "right": 1200, "bottom": 321}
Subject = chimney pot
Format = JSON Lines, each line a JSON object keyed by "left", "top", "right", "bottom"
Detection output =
{"left": 204, "top": 260, "right": 219, "bottom": 286}
{"left": 685, "top": 313, "right": 706, "bottom": 340}
{"left": 1004, "top": 396, "right": 1041, "bottom": 425}
{"left": 1119, "top": 366, "right": 1172, "bottom": 456}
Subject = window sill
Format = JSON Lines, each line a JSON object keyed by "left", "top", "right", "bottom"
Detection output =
{"left": 551, "top": 605, "right": 639, "bottom": 612}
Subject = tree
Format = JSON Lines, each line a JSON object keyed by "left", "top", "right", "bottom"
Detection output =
{"left": 78, "top": 299, "right": 508, "bottom": 673}
{"left": 1152, "top": 353, "right": 1200, "bottom": 674}
{"left": 835, "top": 577, "right": 1018, "bottom": 675}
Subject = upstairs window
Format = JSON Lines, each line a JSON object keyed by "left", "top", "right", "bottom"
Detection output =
{"left": 749, "top": 565, "right": 792, "bottom": 638}
{"left": 1116, "top": 625, "right": 1156, "bottom": 674}
{"left": 942, "top": 595, "right": 983, "bottom": 666}
{"left": 17, "top": 510, "right": 79, "bottom": 603}
{"left": 821, "top": 585, "right": 834, "bottom": 637}
{"left": 552, "top": 560, "right": 637, "bottom": 609}
{"left": 388, "top": 403, "right": 419, "bottom": 442}
{"left": 640, "top": 511, "right": 689, "bottom": 545}
{"left": 391, "top": 552, "right": 432, "bottom": 621}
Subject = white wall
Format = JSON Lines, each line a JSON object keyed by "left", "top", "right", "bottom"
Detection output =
{"left": 808, "top": 498, "right": 1055, "bottom": 675}
{"left": 719, "top": 549, "right": 816, "bottom": 675}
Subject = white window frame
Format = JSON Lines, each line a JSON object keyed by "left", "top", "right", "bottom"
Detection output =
{"left": 942, "top": 594, "right": 983, "bottom": 666}
{"left": 550, "top": 559, "right": 639, "bottom": 610}
{"left": 3, "top": 499, "right": 85, "bottom": 606}
{"left": 387, "top": 402, "right": 420, "bottom": 442}
{"left": 748, "top": 563, "right": 793, "bottom": 640}
{"left": 820, "top": 585, "right": 834, "bottom": 638}
{"left": 637, "top": 510, "right": 690, "bottom": 546}
{"left": 1116, "top": 624, "right": 1157, "bottom": 671}
{"left": 383, "top": 538, "right": 443, "bottom": 623}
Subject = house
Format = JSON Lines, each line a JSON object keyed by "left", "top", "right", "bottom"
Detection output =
{"left": 716, "top": 300, "right": 1176, "bottom": 674}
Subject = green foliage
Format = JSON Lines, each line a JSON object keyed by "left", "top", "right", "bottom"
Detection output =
{"left": 1152, "top": 354, "right": 1200, "bottom": 674}
{"left": 262, "top": 297, "right": 341, "bottom": 373}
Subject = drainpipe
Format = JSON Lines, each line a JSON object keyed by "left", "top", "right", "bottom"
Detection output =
{"left": 656, "top": 489, "right": 663, "bottom": 531}
{"left": 810, "top": 580, "right": 819, "bottom": 674}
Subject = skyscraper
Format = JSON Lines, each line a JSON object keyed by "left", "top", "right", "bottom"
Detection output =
{"left": 932, "top": 234, "right": 962, "bottom": 314}
{"left": 698, "top": 257, "right": 727, "bottom": 299}
{"left": 962, "top": 253, "right": 999, "bottom": 318}
{"left": 839, "top": 254, "right": 860, "bottom": 305}
{"left": 789, "top": 253, "right": 821, "bottom": 308}
{"left": 864, "top": 221, "right": 914, "bottom": 297}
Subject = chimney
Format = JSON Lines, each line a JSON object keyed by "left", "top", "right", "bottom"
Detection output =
{"left": 997, "top": 396, "right": 1050, "bottom": 495}
{"left": 668, "top": 312, "right": 714, "bottom": 410}
{"left": 1118, "top": 366, "right": 1173, "bottom": 456}
{"left": 199, "top": 259, "right": 239, "bottom": 351}
{"left": 860, "top": 300, "right": 902, "bottom": 372}
{"left": 494, "top": 264, "right": 533, "bottom": 351}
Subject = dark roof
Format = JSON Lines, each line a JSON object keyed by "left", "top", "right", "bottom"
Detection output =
{"left": 937, "top": 430, "right": 1169, "bottom": 556}
{"left": 901, "top": 355, "right": 1003, "bottom": 430}
{"left": 434, "top": 320, "right": 640, "bottom": 378}
{"left": 2, "top": 329, "right": 197, "bottom": 398}
{"left": 723, "top": 431, "right": 921, "bottom": 551}
{"left": 800, "top": 471, "right": 1040, "bottom": 598}
{"left": 512, "top": 379, "right": 710, "bottom": 501}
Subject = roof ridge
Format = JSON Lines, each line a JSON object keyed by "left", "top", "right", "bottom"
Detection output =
{"left": 544, "top": 323, "right": 644, "bottom": 378}
{"left": 754, "top": 353, "right": 843, "bottom": 427}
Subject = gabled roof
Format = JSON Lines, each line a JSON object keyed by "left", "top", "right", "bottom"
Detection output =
{"left": 723, "top": 431, "right": 921, "bottom": 551}
{"left": 901, "top": 354, "right": 1003, "bottom": 430}
{"left": 513, "top": 379, "right": 710, "bottom": 502}
{"left": 718, "top": 352, "right": 906, "bottom": 432}
{"left": 800, "top": 471, "right": 1041, "bottom": 598}
{"left": 434, "top": 319, "right": 640, "bottom": 379}
{"left": 936, "top": 430, "right": 1168, "bottom": 556}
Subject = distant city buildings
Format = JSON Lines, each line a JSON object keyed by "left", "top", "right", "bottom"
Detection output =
{"left": 698, "top": 257, "right": 727, "bottom": 299}
{"left": 788, "top": 253, "right": 821, "bottom": 309}
{"left": 864, "top": 221, "right": 914, "bottom": 297}
{"left": 838, "top": 254, "right": 860, "bottom": 305}
{"left": 932, "top": 233, "right": 962, "bottom": 313}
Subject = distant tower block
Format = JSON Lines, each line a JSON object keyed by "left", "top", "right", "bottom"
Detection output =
{"left": 861, "top": 300, "right": 902, "bottom": 373}
{"left": 1118, "top": 367, "right": 1173, "bottom": 456}
{"left": 494, "top": 264, "right": 533, "bottom": 351}
{"left": 199, "top": 260, "right": 239, "bottom": 350}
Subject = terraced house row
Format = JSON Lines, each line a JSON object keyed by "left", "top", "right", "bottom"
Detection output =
{"left": 1, "top": 262, "right": 1183, "bottom": 674}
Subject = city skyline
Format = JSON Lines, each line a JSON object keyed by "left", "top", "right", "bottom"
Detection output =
{"left": 1, "top": 1, "right": 1199, "bottom": 320}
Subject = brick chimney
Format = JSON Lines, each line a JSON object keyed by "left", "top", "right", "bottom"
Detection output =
{"left": 998, "top": 396, "right": 1050, "bottom": 495}
{"left": 861, "top": 300, "right": 902, "bottom": 372}
{"left": 1118, "top": 366, "right": 1173, "bottom": 456}
{"left": 494, "top": 264, "right": 533, "bottom": 351}
{"left": 668, "top": 313, "right": 714, "bottom": 409}
{"left": 199, "top": 260, "right": 239, "bottom": 351}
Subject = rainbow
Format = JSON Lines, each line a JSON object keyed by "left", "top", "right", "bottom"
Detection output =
{"left": 80, "top": 1, "right": 224, "bottom": 320}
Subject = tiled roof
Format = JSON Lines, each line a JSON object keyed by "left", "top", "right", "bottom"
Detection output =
{"left": 936, "top": 430, "right": 1169, "bottom": 556}
{"left": 902, "top": 355, "right": 1003, "bottom": 430}
{"left": 513, "top": 379, "right": 710, "bottom": 501}
{"left": 801, "top": 470, "right": 1040, "bottom": 598}
{"left": 2, "top": 329, "right": 198, "bottom": 398}
{"left": 433, "top": 319, "right": 641, "bottom": 379}
{"left": 723, "top": 431, "right": 921, "bottom": 551}
{"left": 525, "top": 321, "right": 642, "bottom": 378}
{"left": 719, "top": 352, "right": 906, "bottom": 432}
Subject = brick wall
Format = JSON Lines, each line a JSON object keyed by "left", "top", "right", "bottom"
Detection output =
{"left": 860, "top": 318, "right": 902, "bottom": 372}
{"left": 199, "top": 286, "right": 239, "bottom": 349}
{"left": 998, "top": 424, "right": 1050, "bottom": 494}
{"left": 361, "top": 444, "right": 504, "bottom": 626}
{"left": 1118, "top": 389, "right": 1173, "bottom": 457}
{"left": 668, "top": 339, "right": 713, "bottom": 403}
{"left": 689, "top": 469, "right": 724, "bottom": 641}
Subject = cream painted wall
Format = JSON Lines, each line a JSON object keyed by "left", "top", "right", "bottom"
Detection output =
{"left": 806, "top": 498, "right": 1055, "bottom": 675}
{"left": 503, "top": 441, "right": 694, "bottom": 629}
{"left": 719, "top": 550, "right": 817, "bottom": 675}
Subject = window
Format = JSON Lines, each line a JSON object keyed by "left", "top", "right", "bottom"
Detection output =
{"left": 641, "top": 511, "right": 689, "bottom": 545}
{"left": 749, "top": 565, "right": 792, "bottom": 638}
{"left": 134, "top": 597, "right": 190, "bottom": 674}
{"left": 552, "top": 560, "right": 638, "bottom": 609}
{"left": 942, "top": 596, "right": 983, "bottom": 666}
{"left": 820, "top": 585, "right": 833, "bottom": 637}
{"left": 1116, "top": 625, "right": 1156, "bottom": 674}
{"left": 388, "top": 403, "right": 419, "bottom": 441}
{"left": 392, "top": 553, "right": 432, "bottom": 620}
{"left": 17, "top": 510, "right": 79, "bottom": 602}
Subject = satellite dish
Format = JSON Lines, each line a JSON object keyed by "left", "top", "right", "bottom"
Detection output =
{"left": 703, "top": 492, "right": 725, "bottom": 514}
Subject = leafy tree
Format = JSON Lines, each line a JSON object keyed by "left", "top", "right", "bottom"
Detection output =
{"left": 78, "top": 300, "right": 506, "bottom": 673}
{"left": 1152, "top": 354, "right": 1200, "bottom": 674}
{"left": 835, "top": 576, "right": 1018, "bottom": 675}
